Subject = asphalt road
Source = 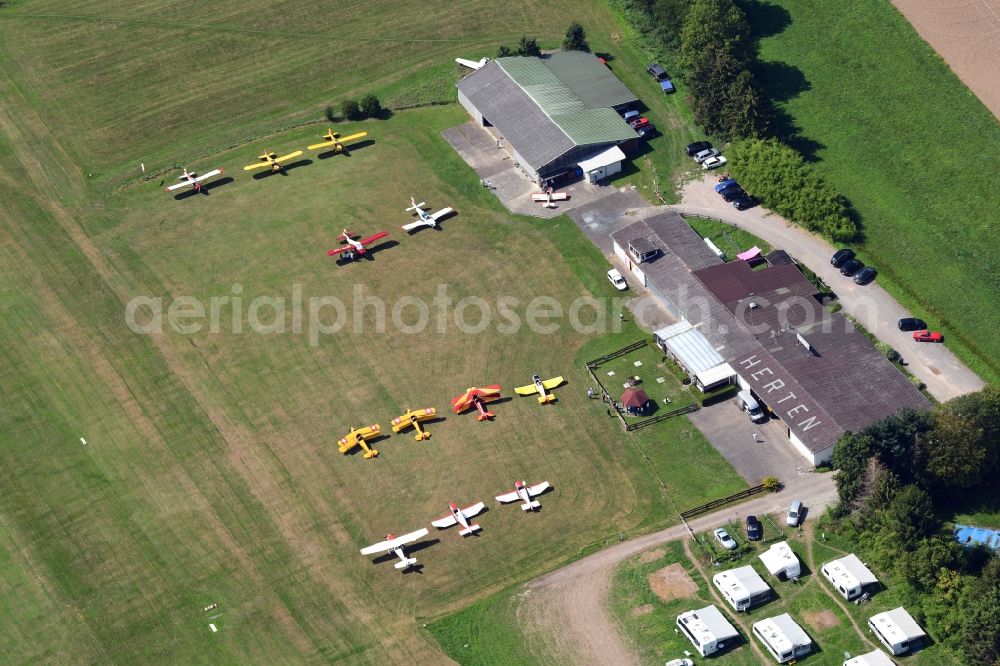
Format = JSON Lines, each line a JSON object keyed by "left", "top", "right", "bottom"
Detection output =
{"left": 674, "top": 176, "right": 986, "bottom": 403}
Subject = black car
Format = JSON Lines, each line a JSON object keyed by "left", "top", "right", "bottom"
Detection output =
{"left": 840, "top": 258, "right": 863, "bottom": 276}
{"left": 733, "top": 196, "right": 758, "bottom": 211}
{"left": 746, "top": 515, "right": 762, "bottom": 541}
{"left": 647, "top": 62, "right": 668, "bottom": 81}
{"left": 898, "top": 317, "right": 927, "bottom": 332}
{"left": 830, "top": 248, "right": 855, "bottom": 268}
{"left": 720, "top": 185, "right": 746, "bottom": 202}
{"left": 685, "top": 141, "right": 712, "bottom": 157}
{"left": 637, "top": 125, "right": 655, "bottom": 139}
{"left": 853, "top": 266, "right": 877, "bottom": 285}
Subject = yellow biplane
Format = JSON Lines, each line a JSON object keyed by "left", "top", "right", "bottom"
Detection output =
{"left": 307, "top": 128, "right": 368, "bottom": 153}
{"left": 514, "top": 374, "right": 565, "bottom": 404}
{"left": 338, "top": 424, "right": 382, "bottom": 459}
{"left": 243, "top": 149, "right": 304, "bottom": 173}
{"left": 391, "top": 407, "right": 436, "bottom": 441}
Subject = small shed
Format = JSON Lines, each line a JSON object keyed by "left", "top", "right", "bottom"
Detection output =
{"left": 620, "top": 387, "right": 651, "bottom": 415}
{"left": 759, "top": 541, "right": 802, "bottom": 580}
{"left": 577, "top": 145, "right": 626, "bottom": 184}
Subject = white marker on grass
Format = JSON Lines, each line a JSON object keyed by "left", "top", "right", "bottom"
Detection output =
{"left": 209, "top": 623, "right": 217, "bottom": 633}
{"left": 80, "top": 438, "right": 87, "bottom": 445}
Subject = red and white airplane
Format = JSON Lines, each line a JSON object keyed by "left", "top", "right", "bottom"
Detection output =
{"left": 403, "top": 197, "right": 454, "bottom": 232}
{"left": 359, "top": 528, "right": 429, "bottom": 570}
{"left": 327, "top": 229, "right": 389, "bottom": 261}
{"left": 432, "top": 501, "right": 486, "bottom": 536}
{"left": 496, "top": 480, "right": 550, "bottom": 512}
{"left": 165, "top": 167, "right": 223, "bottom": 193}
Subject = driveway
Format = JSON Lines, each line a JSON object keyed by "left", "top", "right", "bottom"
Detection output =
{"left": 688, "top": 399, "right": 813, "bottom": 485}
{"left": 674, "top": 175, "right": 985, "bottom": 403}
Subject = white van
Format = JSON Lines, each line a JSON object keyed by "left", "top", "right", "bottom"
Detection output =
{"left": 737, "top": 389, "right": 766, "bottom": 422}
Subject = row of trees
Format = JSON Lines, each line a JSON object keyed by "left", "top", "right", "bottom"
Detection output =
{"left": 678, "top": 0, "right": 771, "bottom": 139}
{"left": 326, "top": 94, "right": 383, "bottom": 123}
{"left": 828, "top": 386, "right": 1000, "bottom": 662}
{"left": 727, "top": 138, "right": 857, "bottom": 240}
{"left": 496, "top": 23, "right": 591, "bottom": 59}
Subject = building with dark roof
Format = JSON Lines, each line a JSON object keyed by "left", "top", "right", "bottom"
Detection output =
{"left": 610, "top": 210, "right": 931, "bottom": 465}
{"left": 456, "top": 51, "right": 639, "bottom": 184}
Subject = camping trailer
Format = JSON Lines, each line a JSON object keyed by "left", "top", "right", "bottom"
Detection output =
{"left": 758, "top": 541, "right": 801, "bottom": 580}
{"left": 821, "top": 553, "right": 879, "bottom": 601}
{"left": 868, "top": 607, "right": 926, "bottom": 655}
{"left": 713, "top": 565, "right": 771, "bottom": 611}
{"left": 752, "top": 613, "right": 812, "bottom": 663}
{"left": 843, "top": 649, "right": 897, "bottom": 666}
{"left": 676, "top": 604, "right": 739, "bottom": 657}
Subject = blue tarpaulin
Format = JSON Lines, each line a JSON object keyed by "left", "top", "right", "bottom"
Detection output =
{"left": 954, "top": 524, "right": 1000, "bottom": 550}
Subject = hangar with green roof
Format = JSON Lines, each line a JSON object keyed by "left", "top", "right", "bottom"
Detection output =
{"left": 456, "top": 51, "right": 640, "bottom": 185}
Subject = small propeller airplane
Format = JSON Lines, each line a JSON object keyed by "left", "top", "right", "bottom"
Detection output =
{"left": 359, "top": 528, "right": 430, "bottom": 570}
{"left": 455, "top": 56, "right": 490, "bottom": 70}
{"left": 243, "top": 149, "right": 304, "bottom": 174}
{"left": 327, "top": 229, "right": 390, "bottom": 261}
{"left": 307, "top": 128, "right": 368, "bottom": 153}
{"left": 164, "top": 167, "right": 224, "bottom": 194}
{"left": 531, "top": 191, "right": 569, "bottom": 208}
{"left": 496, "top": 480, "right": 550, "bottom": 512}
{"left": 431, "top": 501, "right": 486, "bottom": 536}
{"left": 514, "top": 374, "right": 565, "bottom": 404}
{"left": 391, "top": 407, "right": 436, "bottom": 441}
{"left": 402, "top": 197, "right": 454, "bottom": 232}
{"left": 451, "top": 385, "right": 502, "bottom": 421}
{"left": 338, "top": 424, "right": 381, "bottom": 459}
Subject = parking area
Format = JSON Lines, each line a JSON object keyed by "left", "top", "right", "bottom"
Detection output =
{"left": 687, "top": 399, "right": 813, "bottom": 485}
{"left": 442, "top": 121, "right": 638, "bottom": 219}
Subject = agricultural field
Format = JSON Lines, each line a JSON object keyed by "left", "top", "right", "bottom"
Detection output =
{"left": 0, "top": 1, "right": 746, "bottom": 660}
{"left": 748, "top": 0, "right": 1000, "bottom": 384}
{"left": 611, "top": 522, "right": 963, "bottom": 665}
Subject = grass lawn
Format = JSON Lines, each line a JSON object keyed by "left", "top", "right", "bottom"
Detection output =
{"left": 610, "top": 515, "right": 964, "bottom": 665}
{"left": 684, "top": 216, "right": 773, "bottom": 263}
{"left": 749, "top": 0, "right": 1000, "bottom": 384}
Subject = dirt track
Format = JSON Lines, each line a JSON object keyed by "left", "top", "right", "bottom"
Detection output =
{"left": 515, "top": 474, "right": 837, "bottom": 664}
{"left": 892, "top": 0, "right": 1000, "bottom": 119}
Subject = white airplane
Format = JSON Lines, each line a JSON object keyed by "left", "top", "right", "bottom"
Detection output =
{"left": 403, "top": 196, "right": 454, "bottom": 232}
{"left": 359, "top": 528, "right": 429, "bottom": 570}
{"left": 165, "top": 167, "right": 223, "bottom": 193}
{"left": 496, "top": 480, "right": 550, "bottom": 512}
{"left": 432, "top": 502, "right": 486, "bottom": 536}
{"left": 455, "top": 57, "right": 489, "bottom": 70}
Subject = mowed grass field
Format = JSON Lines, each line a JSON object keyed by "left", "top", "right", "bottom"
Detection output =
{"left": 0, "top": 29, "right": 746, "bottom": 663}
{"left": 749, "top": 0, "right": 1000, "bottom": 384}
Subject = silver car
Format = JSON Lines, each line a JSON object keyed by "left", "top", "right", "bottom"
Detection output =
{"left": 714, "top": 527, "right": 737, "bottom": 550}
{"left": 693, "top": 148, "right": 720, "bottom": 163}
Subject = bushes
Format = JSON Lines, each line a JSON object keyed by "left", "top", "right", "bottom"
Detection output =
{"left": 334, "top": 94, "right": 382, "bottom": 122}
{"left": 562, "top": 22, "right": 590, "bottom": 52}
{"left": 497, "top": 36, "right": 541, "bottom": 58}
{"left": 728, "top": 137, "right": 858, "bottom": 241}
{"left": 340, "top": 99, "right": 361, "bottom": 121}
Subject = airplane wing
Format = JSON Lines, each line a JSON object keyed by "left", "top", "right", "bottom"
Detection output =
{"left": 451, "top": 390, "right": 473, "bottom": 411}
{"left": 275, "top": 150, "right": 303, "bottom": 164}
{"left": 430, "top": 207, "right": 454, "bottom": 222}
{"left": 194, "top": 168, "right": 222, "bottom": 182}
{"left": 392, "top": 528, "right": 429, "bottom": 546}
{"left": 455, "top": 57, "right": 487, "bottom": 70}
{"left": 339, "top": 131, "right": 368, "bottom": 143}
{"left": 526, "top": 481, "right": 550, "bottom": 497}
{"left": 514, "top": 384, "right": 538, "bottom": 396}
{"left": 496, "top": 490, "right": 520, "bottom": 503}
{"left": 359, "top": 231, "right": 389, "bottom": 246}
{"left": 431, "top": 514, "right": 458, "bottom": 528}
{"left": 165, "top": 180, "right": 191, "bottom": 192}
{"left": 243, "top": 161, "right": 271, "bottom": 171}
{"left": 327, "top": 246, "right": 352, "bottom": 256}
{"left": 360, "top": 538, "right": 393, "bottom": 555}
{"left": 541, "top": 376, "right": 565, "bottom": 390}
{"left": 307, "top": 139, "right": 334, "bottom": 150}
{"left": 461, "top": 502, "right": 486, "bottom": 518}
{"left": 402, "top": 219, "right": 433, "bottom": 232}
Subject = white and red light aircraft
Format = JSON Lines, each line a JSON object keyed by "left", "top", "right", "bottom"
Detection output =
{"left": 432, "top": 502, "right": 486, "bottom": 536}
{"left": 327, "top": 229, "right": 389, "bottom": 261}
{"left": 359, "top": 528, "right": 429, "bottom": 570}
{"left": 165, "top": 168, "right": 223, "bottom": 193}
{"left": 402, "top": 197, "right": 454, "bottom": 232}
{"left": 496, "top": 480, "right": 550, "bottom": 512}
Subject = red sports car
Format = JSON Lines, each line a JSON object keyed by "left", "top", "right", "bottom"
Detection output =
{"left": 629, "top": 117, "right": 651, "bottom": 130}
{"left": 913, "top": 330, "right": 943, "bottom": 343}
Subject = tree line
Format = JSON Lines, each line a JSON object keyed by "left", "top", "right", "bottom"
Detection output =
{"left": 828, "top": 386, "right": 1000, "bottom": 663}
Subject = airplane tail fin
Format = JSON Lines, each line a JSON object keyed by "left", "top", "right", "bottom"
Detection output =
{"left": 476, "top": 410, "right": 495, "bottom": 421}
{"left": 395, "top": 557, "right": 417, "bottom": 570}
{"left": 459, "top": 524, "right": 482, "bottom": 536}
{"left": 521, "top": 501, "right": 541, "bottom": 511}
{"left": 538, "top": 395, "right": 555, "bottom": 404}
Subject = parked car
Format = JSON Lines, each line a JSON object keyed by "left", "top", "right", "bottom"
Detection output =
{"left": 898, "top": 317, "right": 927, "bottom": 332}
{"left": 715, "top": 178, "right": 738, "bottom": 192}
{"left": 660, "top": 78, "right": 675, "bottom": 94}
{"left": 721, "top": 187, "right": 746, "bottom": 203}
{"left": 714, "top": 527, "right": 738, "bottom": 550}
{"left": 607, "top": 268, "right": 628, "bottom": 291}
{"left": 787, "top": 500, "right": 803, "bottom": 527}
{"left": 647, "top": 62, "right": 668, "bottom": 81}
{"left": 914, "top": 330, "right": 944, "bottom": 343}
{"left": 636, "top": 124, "right": 655, "bottom": 139}
{"left": 853, "top": 266, "right": 877, "bottom": 285}
{"left": 746, "top": 515, "right": 762, "bottom": 541}
{"left": 685, "top": 141, "right": 712, "bottom": 157}
{"left": 702, "top": 155, "right": 727, "bottom": 170}
{"left": 622, "top": 110, "right": 640, "bottom": 123}
{"left": 839, "top": 258, "right": 863, "bottom": 276}
{"left": 693, "top": 148, "right": 720, "bottom": 163}
{"left": 830, "top": 248, "right": 855, "bottom": 268}
{"left": 665, "top": 660, "right": 694, "bottom": 666}
{"left": 629, "top": 117, "right": 651, "bottom": 130}
{"left": 733, "top": 196, "right": 758, "bottom": 211}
